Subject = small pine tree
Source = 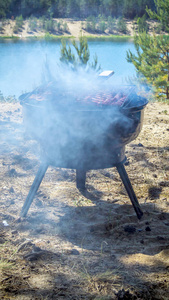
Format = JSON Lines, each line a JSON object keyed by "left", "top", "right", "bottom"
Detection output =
{"left": 117, "top": 17, "right": 127, "bottom": 33}
{"left": 127, "top": 1, "right": 169, "bottom": 100}
{"left": 60, "top": 35, "right": 100, "bottom": 71}
{"left": 28, "top": 17, "right": 37, "bottom": 32}
{"left": 63, "top": 22, "right": 69, "bottom": 32}
{"left": 85, "top": 16, "right": 96, "bottom": 32}
{"left": 107, "top": 16, "right": 116, "bottom": 33}
{"left": 127, "top": 33, "right": 169, "bottom": 100}
{"left": 97, "top": 15, "right": 107, "bottom": 33}
{"left": 13, "top": 15, "right": 24, "bottom": 33}
{"left": 60, "top": 39, "right": 76, "bottom": 65}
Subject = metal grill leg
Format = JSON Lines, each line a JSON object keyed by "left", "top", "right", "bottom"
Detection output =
{"left": 76, "top": 169, "right": 86, "bottom": 190}
{"left": 116, "top": 162, "right": 143, "bottom": 219}
{"left": 20, "top": 163, "right": 48, "bottom": 217}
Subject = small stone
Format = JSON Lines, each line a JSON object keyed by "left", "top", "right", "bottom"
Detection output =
{"left": 35, "top": 199, "right": 43, "bottom": 207}
{"left": 105, "top": 222, "right": 113, "bottom": 231}
{"left": 145, "top": 226, "right": 151, "bottom": 232}
{"left": 11, "top": 230, "right": 18, "bottom": 235}
{"left": 8, "top": 169, "right": 17, "bottom": 177}
{"left": 153, "top": 174, "right": 157, "bottom": 178}
{"left": 24, "top": 252, "right": 42, "bottom": 261}
{"left": 9, "top": 187, "right": 15, "bottom": 193}
{"left": 124, "top": 225, "right": 136, "bottom": 234}
{"left": 124, "top": 160, "right": 130, "bottom": 166}
{"left": 159, "top": 181, "right": 169, "bottom": 187}
{"left": 71, "top": 249, "right": 80, "bottom": 255}
{"left": 138, "top": 143, "right": 144, "bottom": 147}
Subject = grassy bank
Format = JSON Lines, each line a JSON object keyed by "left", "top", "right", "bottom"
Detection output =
{"left": 0, "top": 33, "right": 134, "bottom": 41}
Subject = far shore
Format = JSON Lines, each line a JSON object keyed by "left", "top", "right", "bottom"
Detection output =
{"left": 0, "top": 18, "right": 160, "bottom": 40}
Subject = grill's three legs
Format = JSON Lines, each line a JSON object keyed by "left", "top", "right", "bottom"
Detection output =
{"left": 20, "top": 163, "right": 48, "bottom": 217}
{"left": 116, "top": 162, "right": 143, "bottom": 219}
{"left": 20, "top": 163, "right": 143, "bottom": 219}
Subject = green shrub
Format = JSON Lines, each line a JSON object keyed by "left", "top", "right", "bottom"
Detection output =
{"left": 63, "top": 22, "right": 69, "bottom": 32}
{"left": 98, "top": 20, "right": 106, "bottom": 32}
{"left": 0, "top": 22, "right": 3, "bottom": 33}
{"left": 117, "top": 17, "right": 127, "bottom": 33}
{"left": 56, "top": 21, "right": 62, "bottom": 31}
{"left": 28, "top": 17, "right": 37, "bottom": 32}
{"left": 107, "top": 16, "right": 116, "bottom": 33}
{"left": 154, "top": 23, "right": 163, "bottom": 34}
{"left": 85, "top": 16, "right": 96, "bottom": 32}
{"left": 39, "top": 16, "right": 46, "bottom": 30}
{"left": 13, "top": 15, "right": 24, "bottom": 33}
{"left": 44, "top": 18, "right": 56, "bottom": 32}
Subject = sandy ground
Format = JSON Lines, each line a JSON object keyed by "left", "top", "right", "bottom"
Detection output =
{"left": 0, "top": 18, "right": 158, "bottom": 39}
{"left": 0, "top": 98, "right": 169, "bottom": 299}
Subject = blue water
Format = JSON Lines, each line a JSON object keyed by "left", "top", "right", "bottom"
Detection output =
{"left": 0, "top": 39, "right": 136, "bottom": 97}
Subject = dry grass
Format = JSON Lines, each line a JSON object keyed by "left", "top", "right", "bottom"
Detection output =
{"left": 0, "top": 100, "right": 169, "bottom": 299}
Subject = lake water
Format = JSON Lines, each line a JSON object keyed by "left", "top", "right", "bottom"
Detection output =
{"left": 0, "top": 39, "right": 136, "bottom": 97}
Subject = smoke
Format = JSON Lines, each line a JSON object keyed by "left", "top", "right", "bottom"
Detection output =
{"left": 20, "top": 63, "right": 140, "bottom": 171}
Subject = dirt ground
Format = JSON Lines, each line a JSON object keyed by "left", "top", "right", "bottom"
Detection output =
{"left": 0, "top": 99, "right": 169, "bottom": 299}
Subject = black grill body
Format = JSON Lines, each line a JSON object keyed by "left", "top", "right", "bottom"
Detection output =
{"left": 19, "top": 89, "right": 148, "bottom": 219}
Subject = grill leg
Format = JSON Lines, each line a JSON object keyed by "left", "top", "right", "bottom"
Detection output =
{"left": 20, "top": 163, "right": 48, "bottom": 217}
{"left": 76, "top": 169, "right": 86, "bottom": 190}
{"left": 116, "top": 162, "right": 143, "bottom": 219}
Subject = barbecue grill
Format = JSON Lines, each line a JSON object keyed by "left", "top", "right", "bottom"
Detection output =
{"left": 19, "top": 79, "right": 148, "bottom": 219}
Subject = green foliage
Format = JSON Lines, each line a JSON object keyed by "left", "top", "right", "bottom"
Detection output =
{"left": 84, "top": 15, "right": 117, "bottom": 34}
{"left": 97, "top": 15, "right": 107, "bottom": 33}
{"left": 63, "top": 22, "right": 69, "bottom": 32}
{"left": 13, "top": 15, "right": 24, "bottom": 33}
{"left": 44, "top": 18, "right": 56, "bottom": 32}
{"left": 38, "top": 17, "right": 69, "bottom": 33}
{"left": 60, "top": 35, "right": 100, "bottom": 71}
{"left": 154, "top": 22, "right": 163, "bottom": 34}
{"left": 117, "top": 17, "right": 127, "bottom": 33}
{"left": 137, "top": 14, "right": 149, "bottom": 33}
{"left": 86, "top": 16, "right": 96, "bottom": 32}
{"left": 0, "top": 21, "right": 4, "bottom": 33}
{"left": 0, "top": 0, "right": 156, "bottom": 20}
{"left": 146, "top": 0, "right": 169, "bottom": 32}
{"left": 126, "top": 0, "right": 169, "bottom": 100}
{"left": 56, "top": 20, "right": 63, "bottom": 31}
{"left": 0, "top": 0, "right": 11, "bottom": 18}
{"left": 28, "top": 16, "right": 37, "bottom": 32}
{"left": 72, "top": 36, "right": 90, "bottom": 65}
{"left": 123, "top": 0, "right": 151, "bottom": 18}
{"left": 127, "top": 33, "right": 169, "bottom": 100}
{"left": 107, "top": 16, "right": 116, "bottom": 33}
{"left": 60, "top": 39, "right": 76, "bottom": 65}
{"left": 39, "top": 16, "right": 46, "bottom": 29}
